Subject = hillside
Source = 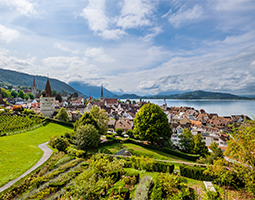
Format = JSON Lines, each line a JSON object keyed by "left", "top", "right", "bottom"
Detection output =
{"left": 120, "top": 90, "right": 250, "bottom": 100}
{"left": 0, "top": 68, "right": 88, "bottom": 98}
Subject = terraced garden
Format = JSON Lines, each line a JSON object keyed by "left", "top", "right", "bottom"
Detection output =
{"left": 0, "top": 123, "right": 72, "bottom": 187}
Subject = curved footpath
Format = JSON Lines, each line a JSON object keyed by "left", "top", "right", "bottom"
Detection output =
{"left": 0, "top": 142, "right": 53, "bottom": 193}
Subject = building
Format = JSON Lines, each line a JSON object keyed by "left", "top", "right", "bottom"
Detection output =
{"left": 40, "top": 78, "right": 55, "bottom": 117}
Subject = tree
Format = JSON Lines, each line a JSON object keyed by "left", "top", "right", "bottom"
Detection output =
{"left": 198, "top": 142, "right": 223, "bottom": 164}
{"left": 207, "top": 120, "right": 255, "bottom": 197}
{"left": 27, "top": 93, "right": 34, "bottom": 100}
{"left": 56, "top": 94, "right": 62, "bottom": 103}
{"left": 191, "top": 133, "right": 209, "bottom": 157}
{"left": 115, "top": 128, "right": 123, "bottom": 136}
{"left": 56, "top": 107, "right": 69, "bottom": 122}
{"left": 90, "top": 106, "right": 109, "bottom": 135}
{"left": 1, "top": 88, "right": 11, "bottom": 98}
{"left": 17, "top": 90, "right": 25, "bottom": 99}
{"left": 126, "top": 129, "right": 134, "bottom": 138}
{"left": 74, "top": 112, "right": 99, "bottom": 131}
{"left": 178, "top": 128, "right": 194, "bottom": 152}
{"left": 52, "top": 90, "right": 57, "bottom": 96}
{"left": 50, "top": 136, "right": 69, "bottom": 152}
{"left": 133, "top": 103, "right": 172, "bottom": 144}
{"left": 73, "top": 124, "right": 100, "bottom": 155}
{"left": 11, "top": 90, "right": 18, "bottom": 98}
{"left": 12, "top": 105, "right": 24, "bottom": 112}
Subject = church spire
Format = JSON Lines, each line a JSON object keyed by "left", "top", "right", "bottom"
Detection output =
{"left": 33, "top": 76, "right": 36, "bottom": 87}
{"left": 89, "top": 91, "right": 91, "bottom": 101}
{"left": 42, "top": 78, "right": 53, "bottom": 97}
{"left": 100, "top": 84, "right": 104, "bottom": 101}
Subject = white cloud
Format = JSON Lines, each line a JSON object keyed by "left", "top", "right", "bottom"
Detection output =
{"left": 80, "top": 0, "right": 126, "bottom": 40}
{"left": 116, "top": 0, "right": 156, "bottom": 29}
{"left": 80, "top": 0, "right": 108, "bottom": 32}
{"left": 99, "top": 29, "right": 126, "bottom": 40}
{"left": 168, "top": 4, "right": 203, "bottom": 27}
{"left": 0, "top": 24, "right": 20, "bottom": 43}
{"left": 251, "top": 60, "right": 255, "bottom": 66}
{"left": 143, "top": 26, "right": 162, "bottom": 42}
{"left": 53, "top": 43, "right": 80, "bottom": 54}
{"left": 85, "top": 47, "right": 114, "bottom": 63}
{"left": 212, "top": 0, "right": 255, "bottom": 12}
{"left": 137, "top": 80, "right": 159, "bottom": 90}
{"left": 0, "top": 0, "right": 37, "bottom": 16}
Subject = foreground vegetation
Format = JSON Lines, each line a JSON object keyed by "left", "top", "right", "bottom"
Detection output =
{"left": 0, "top": 114, "right": 43, "bottom": 136}
{"left": 0, "top": 123, "right": 72, "bottom": 187}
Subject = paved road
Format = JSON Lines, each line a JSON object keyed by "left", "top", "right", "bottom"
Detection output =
{"left": 0, "top": 142, "right": 53, "bottom": 193}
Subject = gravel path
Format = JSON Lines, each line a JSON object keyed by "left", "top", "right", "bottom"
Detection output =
{"left": 0, "top": 142, "right": 53, "bottom": 193}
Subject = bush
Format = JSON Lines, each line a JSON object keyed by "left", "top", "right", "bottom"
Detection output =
{"left": 49, "top": 136, "right": 69, "bottom": 152}
{"left": 180, "top": 164, "right": 214, "bottom": 181}
{"left": 115, "top": 128, "right": 123, "bottom": 136}
{"left": 106, "top": 135, "right": 114, "bottom": 140}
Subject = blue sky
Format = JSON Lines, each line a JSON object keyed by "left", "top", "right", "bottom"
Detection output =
{"left": 0, "top": 0, "right": 255, "bottom": 95}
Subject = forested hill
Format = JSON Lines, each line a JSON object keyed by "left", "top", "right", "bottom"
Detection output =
{"left": 0, "top": 68, "right": 88, "bottom": 97}
{"left": 143, "top": 90, "right": 250, "bottom": 100}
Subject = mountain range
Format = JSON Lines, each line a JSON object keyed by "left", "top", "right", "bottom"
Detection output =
{"left": 0, "top": 68, "right": 252, "bottom": 100}
{"left": 0, "top": 68, "right": 87, "bottom": 98}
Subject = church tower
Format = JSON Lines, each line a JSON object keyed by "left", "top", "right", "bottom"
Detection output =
{"left": 32, "top": 76, "right": 37, "bottom": 97}
{"left": 40, "top": 78, "right": 55, "bottom": 117}
{"left": 162, "top": 97, "right": 167, "bottom": 111}
{"left": 100, "top": 84, "right": 104, "bottom": 102}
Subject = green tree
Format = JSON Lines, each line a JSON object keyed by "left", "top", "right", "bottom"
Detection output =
{"left": 27, "top": 93, "right": 34, "bottom": 99}
{"left": 55, "top": 107, "right": 69, "bottom": 122}
{"left": 52, "top": 90, "right": 57, "bottom": 96}
{"left": 11, "top": 90, "right": 18, "bottom": 98}
{"left": 74, "top": 112, "right": 99, "bottom": 131}
{"left": 209, "top": 120, "right": 255, "bottom": 196}
{"left": 73, "top": 124, "right": 100, "bottom": 155}
{"left": 192, "top": 133, "right": 209, "bottom": 157}
{"left": 133, "top": 103, "right": 172, "bottom": 144}
{"left": 178, "top": 128, "right": 194, "bottom": 153}
{"left": 56, "top": 94, "right": 62, "bottom": 103}
{"left": 1, "top": 88, "right": 11, "bottom": 98}
{"left": 90, "top": 106, "right": 109, "bottom": 135}
{"left": 17, "top": 90, "right": 25, "bottom": 99}
{"left": 50, "top": 136, "right": 69, "bottom": 152}
{"left": 115, "top": 128, "right": 123, "bottom": 136}
{"left": 126, "top": 129, "right": 134, "bottom": 138}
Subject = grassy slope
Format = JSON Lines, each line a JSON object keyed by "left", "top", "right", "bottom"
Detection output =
{"left": 0, "top": 123, "right": 72, "bottom": 187}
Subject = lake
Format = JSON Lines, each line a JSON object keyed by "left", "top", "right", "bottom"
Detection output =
{"left": 125, "top": 99, "right": 255, "bottom": 118}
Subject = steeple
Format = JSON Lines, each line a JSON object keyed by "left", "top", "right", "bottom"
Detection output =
{"left": 33, "top": 76, "right": 36, "bottom": 87}
{"left": 162, "top": 97, "right": 167, "bottom": 111}
{"left": 89, "top": 91, "right": 91, "bottom": 101}
{"left": 100, "top": 84, "right": 104, "bottom": 101}
{"left": 42, "top": 78, "right": 53, "bottom": 97}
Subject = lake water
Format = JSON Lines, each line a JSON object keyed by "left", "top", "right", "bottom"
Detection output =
{"left": 127, "top": 99, "right": 255, "bottom": 118}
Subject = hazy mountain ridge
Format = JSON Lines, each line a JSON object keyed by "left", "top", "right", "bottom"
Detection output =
{"left": 0, "top": 68, "right": 88, "bottom": 98}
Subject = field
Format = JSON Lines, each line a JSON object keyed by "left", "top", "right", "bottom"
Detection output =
{"left": 0, "top": 123, "right": 72, "bottom": 187}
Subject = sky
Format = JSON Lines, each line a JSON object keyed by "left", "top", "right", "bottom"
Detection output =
{"left": 0, "top": 0, "right": 255, "bottom": 96}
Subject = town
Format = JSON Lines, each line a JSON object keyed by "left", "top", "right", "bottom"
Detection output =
{"left": 0, "top": 77, "right": 250, "bottom": 151}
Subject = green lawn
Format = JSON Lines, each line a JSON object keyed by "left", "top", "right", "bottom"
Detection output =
{"left": 0, "top": 123, "right": 72, "bottom": 187}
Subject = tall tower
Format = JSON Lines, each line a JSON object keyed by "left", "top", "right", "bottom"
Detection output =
{"left": 32, "top": 76, "right": 37, "bottom": 97}
{"left": 162, "top": 97, "right": 167, "bottom": 111}
{"left": 40, "top": 78, "right": 55, "bottom": 117}
{"left": 100, "top": 84, "right": 104, "bottom": 101}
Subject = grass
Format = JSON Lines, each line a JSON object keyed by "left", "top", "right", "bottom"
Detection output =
{"left": 0, "top": 123, "right": 72, "bottom": 187}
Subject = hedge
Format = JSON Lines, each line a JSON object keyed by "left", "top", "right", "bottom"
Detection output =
{"left": 180, "top": 164, "right": 214, "bottom": 181}
{"left": 123, "top": 138, "right": 200, "bottom": 162}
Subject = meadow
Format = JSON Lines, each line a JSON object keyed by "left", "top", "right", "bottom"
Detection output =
{"left": 0, "top": 123, "right": 72, "bottom": 187}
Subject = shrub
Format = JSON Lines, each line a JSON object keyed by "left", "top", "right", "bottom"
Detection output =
{"left": 50, "top": 136, "right": 70, "bottom": 152}
{"left": 180, "top": 164, "right": 214, "bottom": 181}
{"left": 106, "top": 135, "right": 114, "bottom": 140}
{"left": 115, "top": 128, "right": 123, "bottom": 136}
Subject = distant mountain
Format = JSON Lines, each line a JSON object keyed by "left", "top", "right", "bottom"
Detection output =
{"left": 118, "top": 93, "right": 141, "bottom": 99}
{"left": 0, "top": 68, "right": 87, "bottom": 97}
{"left": 117, "top": 90, "right": 250, "bottom": 100}
{"left": 68, "top": 81, "right": 118, "bottom": 99}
